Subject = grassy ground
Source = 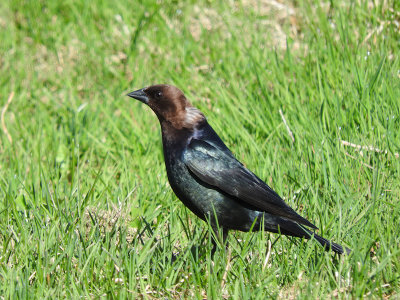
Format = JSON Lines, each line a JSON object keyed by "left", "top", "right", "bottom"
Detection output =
{"left": 1, "top": 0, "right": 399, "bottom": 298}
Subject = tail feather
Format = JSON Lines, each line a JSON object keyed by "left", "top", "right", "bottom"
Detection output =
{"left": 312, "top": 232, "right": 349, "bottom": 254}
{"left": 272, "top": 217, "right": 350, "bottom": 255}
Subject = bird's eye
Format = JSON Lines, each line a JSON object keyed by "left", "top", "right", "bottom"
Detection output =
{"left": 155, "top": 91, "right": 162, "bottom": 98}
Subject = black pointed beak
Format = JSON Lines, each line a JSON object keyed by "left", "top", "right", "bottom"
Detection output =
{"left": 127, "top": 88, "right": 149, "bottom": 104}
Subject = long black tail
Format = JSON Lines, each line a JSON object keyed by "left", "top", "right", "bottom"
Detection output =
{"left": 272, "top": 217, "right": 350, "bottom": 255}
{"left": 311, "top": 232, "right": 349, "bottom": 254}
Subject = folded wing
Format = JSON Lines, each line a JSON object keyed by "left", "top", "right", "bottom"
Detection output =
{"left": 183, "top": 139, "right": 317, "bottom": 229}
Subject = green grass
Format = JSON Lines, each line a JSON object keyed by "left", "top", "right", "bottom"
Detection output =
{"left": 1, "top": 0, "right": 399, "bottom": 298}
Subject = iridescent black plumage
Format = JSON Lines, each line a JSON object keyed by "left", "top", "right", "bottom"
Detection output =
{"left": 127, "top": 84, "right": 347, "bottom": 254}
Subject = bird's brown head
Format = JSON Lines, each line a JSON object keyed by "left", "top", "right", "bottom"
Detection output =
{"left": 127, "top": 84, "right": 205, "bottom": 129}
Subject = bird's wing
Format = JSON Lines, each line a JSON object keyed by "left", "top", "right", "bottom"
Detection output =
{"left": 183, "top": 139, "right": 317, "bottom": 229}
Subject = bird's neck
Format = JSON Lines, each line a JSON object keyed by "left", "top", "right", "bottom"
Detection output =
{"left": 160, "top": 120, "right": 194, "bottom": 149}
{"left": 155, "top": 106, "right": 205, "bottom": 130}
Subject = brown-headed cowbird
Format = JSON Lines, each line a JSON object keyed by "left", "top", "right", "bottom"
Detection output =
{"left": 127, "top": 84, "right": 348, "bottom": 254}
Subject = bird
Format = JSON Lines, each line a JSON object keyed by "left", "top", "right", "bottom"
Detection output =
{"left": 127, "top": 84, "right": 348, "bottom": 255}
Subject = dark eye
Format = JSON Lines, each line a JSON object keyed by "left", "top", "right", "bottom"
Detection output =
{"left": 155, "top": 91, "right": 162, "bottom": 98}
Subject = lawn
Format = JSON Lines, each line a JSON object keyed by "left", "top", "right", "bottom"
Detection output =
{"left": 0, "top": 0, "right": 399, "bottom": 298}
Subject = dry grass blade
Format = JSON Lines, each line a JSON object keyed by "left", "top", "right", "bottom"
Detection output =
{"left": 220, "top": 248, "right": 232, "bottom": 292}
{"left": 344, "top": 152, "right": 374, "bottom": 170}
{"left": 341, "top": 139, "right": 399, "bottom": 158}
{"left": 1, "top": 91, "right": 14, "bottom": 144}
{"left": 279, "top": 109, "right": 295, "bottom": 143}
{"left": 262, "top": 239, "right": 272, "bottom": 271}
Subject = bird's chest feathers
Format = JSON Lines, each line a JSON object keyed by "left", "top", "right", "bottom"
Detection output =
{"left": 162, "top": 140, "right": 220, "bottom": 215}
